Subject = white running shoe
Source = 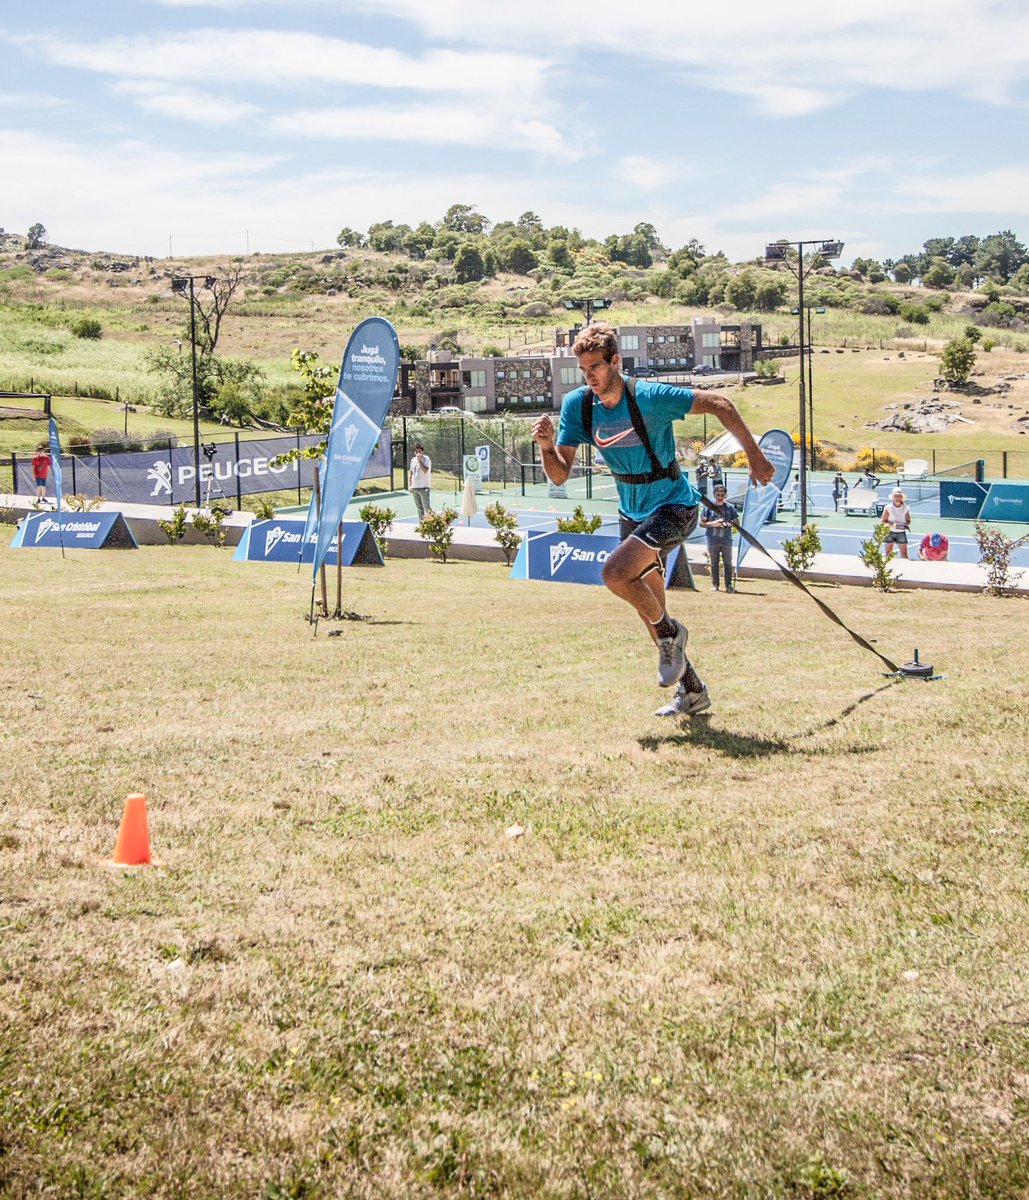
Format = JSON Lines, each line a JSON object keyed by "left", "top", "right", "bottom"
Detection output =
{"left": 654, "top": 682, "right": 711, "bottom": 718}
{"left": 656, "top": 619, "right": 688, "bottom": 687}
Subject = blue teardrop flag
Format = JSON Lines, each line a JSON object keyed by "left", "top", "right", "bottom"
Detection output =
{"left": 311, "top": 317, "right": 400, "bottom": 580}
{"left": 48, "top": 416, "right": 64, "bottom": 516}
{"left": 736, "top": 429, "right": 794, "bottom": 568}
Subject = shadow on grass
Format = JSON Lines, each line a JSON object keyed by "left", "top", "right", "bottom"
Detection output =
{"left": 639, "top": 679, "right": 902, "bottom": 758}
{"left": 639, "top": 716, "right": 790, "bottom": 758}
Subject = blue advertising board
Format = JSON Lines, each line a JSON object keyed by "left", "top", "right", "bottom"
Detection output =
{"left": 938, "top": 480, "right": 987, "bottom": 520}
{"left": 511, "top": 531, "right": 686, "bottom": 587}
{"left": 980, "top": 482, "right": 1029, "bottom": 523}
{"left": 233, "top": 518, "right": 383, "bottom": 566}
{"left": 10, "top": 510, "right": 137, "bottom": 549}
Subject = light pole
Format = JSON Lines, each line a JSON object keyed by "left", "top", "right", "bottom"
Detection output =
{"left": 792, "top": 304, "right": 826, "bottom": 471}
{"left": 171, "top": 275, "right": 216, "bottom": 506}
{"left": 764, "top": 240, "right": 843, "bottom": 526}
{"left": 563, "top": 297, "right": 612, "bottom": 326}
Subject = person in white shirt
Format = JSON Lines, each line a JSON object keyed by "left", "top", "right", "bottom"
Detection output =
{"left": 881, "top": 487, "right": 911, "bottom": 559}
{"left": 409, "top": 442, "right": 433, "bottom": 521}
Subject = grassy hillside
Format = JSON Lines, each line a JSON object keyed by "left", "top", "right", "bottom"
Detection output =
{"left": 2, "top": 243, "right": 1028, "bottom": 477}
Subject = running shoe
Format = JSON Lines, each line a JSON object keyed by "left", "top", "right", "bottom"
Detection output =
{"left": 656, "top": 619, "right": 688, "bottom": 687}
{"left": 655, "top": 682, "right": 711, "bottom": 718}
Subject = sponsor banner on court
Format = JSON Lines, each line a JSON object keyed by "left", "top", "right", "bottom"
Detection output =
{"left": 511, "top": 531, "right": 685, "bottom": 587}
{"left": 938, "top": 480, "right": 987, "bottom": 520}
{"left": 10, "top": 511, "right": 137, "bottom": 550}
{"left": 13, "top": 432, "right": 392, "bottom": 505}
{"left": 980, "top": 482, "right": 1029, "bottom": 523}
{"left": 233, "top": 518, "right": 383, "bottom": 566}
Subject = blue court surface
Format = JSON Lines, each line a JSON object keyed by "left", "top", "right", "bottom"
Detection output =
{"left": 391, "top": 470, "right": 1029, "bottom": 568}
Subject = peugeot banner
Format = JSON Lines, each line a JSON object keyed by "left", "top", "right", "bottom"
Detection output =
{"left": 14, "top": 431, "right": 392, "bottom": 505}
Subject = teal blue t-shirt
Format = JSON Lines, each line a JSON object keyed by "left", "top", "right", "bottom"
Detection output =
{"left": 556, "top": 378, "right": 701, "bottom": 521}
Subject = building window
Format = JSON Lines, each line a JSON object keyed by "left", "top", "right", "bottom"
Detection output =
{"left": 466, "top": 394, "right": 488, "bottom": 413}
{"left": 466, "top": 369, "right": 486, "bottom": 388}
{"left": 559, "top": 366, "right": 579, "bottom": 384}
{"left": 702, "top": 332, "right": 720, "bottom": 348}
{"left": 496, "top": 370, "right": 506, "bottom": 380}
{"left": 620, "top": 334, "right": 640, "bottom": 351}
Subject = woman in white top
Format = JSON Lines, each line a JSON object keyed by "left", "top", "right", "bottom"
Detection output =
{"left": 881, "top": 487, "right": 911, "bottom": 559}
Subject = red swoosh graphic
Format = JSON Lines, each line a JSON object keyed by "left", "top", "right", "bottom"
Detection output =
{"left": 594, "top": 427, "right": 638, "bottom": 449}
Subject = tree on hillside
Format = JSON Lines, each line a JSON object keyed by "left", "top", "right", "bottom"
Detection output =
{"left": 922, "top": 257, "right": 955, "bottom": 288}
{"left": 501, "top": 238, "right": 538, "bottom": 275}
{"left": 454, "top": 242, "right": 489, "bottom": 283}
{"left": 187, "top": 260, "right": 252, "bottom": 356}
{"left": 403, "top": 222, "right": 436, "bottom": 261}
{"left": 336, "top": 227, "right": 364, "bottom": 248}
{"left": 975, "top": 230, "right": 1027, "bottom": 284}
{"left": 26, "top": 223, "right": 47, "bottom": 249}
{"left": 939, "top": 336, "right": 977, "bottom": 386}
{"left": 441, "top": 204, "right": 489, "bottom": 235}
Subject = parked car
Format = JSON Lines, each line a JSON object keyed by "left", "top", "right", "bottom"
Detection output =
{"left": 434, "top": 406, "right": 471, "bottom": 417}
{"left": 692, "top": 364, "right": 716, "bottom": 376}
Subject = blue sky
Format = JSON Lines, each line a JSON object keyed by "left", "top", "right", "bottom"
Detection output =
{"left": 3, "top": 0, "right": 1029, "bottom": 266}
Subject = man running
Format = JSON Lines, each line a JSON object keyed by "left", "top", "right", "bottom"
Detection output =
{"left": 531, "top": 323, "right": 773, "bottom": 717}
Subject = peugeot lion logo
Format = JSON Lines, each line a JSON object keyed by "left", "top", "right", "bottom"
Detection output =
{"left": 549, "top": 540, "right": 574, "bottom": 575}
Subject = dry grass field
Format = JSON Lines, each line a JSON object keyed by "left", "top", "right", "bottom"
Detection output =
{"left": 1, "top": 541, "right": 1027, "bottom": 1198}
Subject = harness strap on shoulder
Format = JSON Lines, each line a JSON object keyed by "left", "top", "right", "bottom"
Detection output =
{"left": 582, "top": 377, "right": 681, "bottom": 486}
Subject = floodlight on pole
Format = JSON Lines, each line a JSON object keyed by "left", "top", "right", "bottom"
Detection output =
{"left": 171, "top": 274, "right": 217, "bottom": 507}
{"left": 564, "top": 296, "right": 612, "bottom": 325}
{"left": 763, "top": 238, "right": 844, "bottom": 526}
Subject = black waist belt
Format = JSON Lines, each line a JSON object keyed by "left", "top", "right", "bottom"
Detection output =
{"left": 610, "top": 461, "right": 682, "bottom": 485}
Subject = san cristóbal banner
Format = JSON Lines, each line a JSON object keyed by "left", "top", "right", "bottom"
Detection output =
{"left": 311, "top": 317, "right": 400, "bottom": 580}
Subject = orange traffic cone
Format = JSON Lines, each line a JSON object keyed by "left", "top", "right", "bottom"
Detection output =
{"left": 112, "top": 793, "right": 152, "bottom": 866}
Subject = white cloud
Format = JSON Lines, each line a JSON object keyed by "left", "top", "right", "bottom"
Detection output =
{"left": 114, "top": 81, "right": 259, "bottom": 125}
{"left": 271, "top": 103, "right": 568, "bottom": 154}
{"left": 898, "top": 167, "right": 1029, "bottom": 215}
{"left": 614, "top": 156, "right": 690, "bottom": 191}
{"left": 19, "top": 29, "right": 554, "bottom": 99}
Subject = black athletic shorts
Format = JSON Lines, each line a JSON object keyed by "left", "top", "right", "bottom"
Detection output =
{"left": 619, "top": 503, "right": 699, "bottom": 553}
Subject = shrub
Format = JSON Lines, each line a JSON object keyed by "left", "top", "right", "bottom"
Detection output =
{"left": 252, "top": 496, "right": 277, "bottom": 521}
{"left": 782, "top": 524, "right": 822, "bottom": 577}
{"left": 939, "top": 337, "right": 977, "bottom": 386}
{"left": 982, "top": 337, "right": 996, "bottom": 352}
{"left": 555, "top": 505, "right": 603, "bottom": 534}
{"left": 484, "top": 501, "right": 522, "bottom": 565}
{"left": 158, "top": 504, "right": 189, "bottom": 543}
{"left": 65, "top": 494, "right": 104, "bottom": 512}
{"left": 417, "top": 506, "right": 458, "bottom": 562}
{"left": 191, "top": 504, "right": 231, "bottom": 548}
{"left": 68, "top": 436, "right": 92, "bottom": 456}
{"left": 859, "top": 523, "right": 895, "bottom": 592}
{"left": 71, "top": 317, "right": 103, "bottom": 340}
{"left": 145, "top": 429, "right": 180, "bottom": 450}
{"left": 975, "top": 521, "right": 1029, "bottom": 597}
{"left": 754, "top": 357, "right": 780, "bottom": 379}
{"left": 359, "top": 502, "right": 396, "bottom": 559}
{"left": 850, "top": 448, "right": 903, "bottom": 474}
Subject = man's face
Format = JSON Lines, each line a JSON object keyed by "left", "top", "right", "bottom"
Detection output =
{"left": 576, "top": 349, "right": 621, "bottom": 394}
{"left": 714, "top": 489, "right": 727, "bottom": 503}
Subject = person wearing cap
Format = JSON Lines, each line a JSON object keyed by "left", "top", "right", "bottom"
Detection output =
{"left": 881, "top": 487, "right": 911, "bottom": 559}
{"left": 918, "top": 531, "right": 949, "bottom": 561}
{"left": 409, "top": 441, "right": 433, "bottom": 521}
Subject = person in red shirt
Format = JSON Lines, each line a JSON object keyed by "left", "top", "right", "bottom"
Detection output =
{"left": 918, "top": 532, "right": 949, "bottom": 561}
{"left": 31, "top": 443, "right": 51, "bottom": 504}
